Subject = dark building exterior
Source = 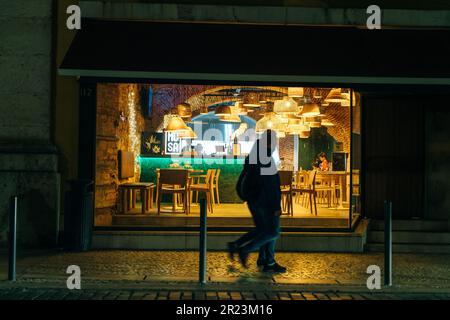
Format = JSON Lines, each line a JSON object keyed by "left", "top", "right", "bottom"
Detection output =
{"left": 1, "top": 0, "right": 450, "bottom": 251}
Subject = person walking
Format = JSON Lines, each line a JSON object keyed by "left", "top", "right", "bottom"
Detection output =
{"left": 228, "top": 129, "right": 286, "bottom": 273}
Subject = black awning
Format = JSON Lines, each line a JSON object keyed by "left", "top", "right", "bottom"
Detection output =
{"left": 60, "top": 19, "right": 450, "bottom": 85}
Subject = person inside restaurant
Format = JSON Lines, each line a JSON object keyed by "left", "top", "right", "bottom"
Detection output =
{"left": 318, "top": 152, "right": 330, "bottom": 171}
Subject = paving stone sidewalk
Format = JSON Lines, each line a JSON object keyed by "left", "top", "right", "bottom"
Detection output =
{"left": 1, "top": 250, "right": 450, "bottom": 300}
{"left": 2, "top": 250, "right": 450, "bottom": 286}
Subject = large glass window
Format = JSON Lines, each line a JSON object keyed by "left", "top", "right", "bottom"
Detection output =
{"left": 93, "top": 83, "right": 359, "bottom": 231}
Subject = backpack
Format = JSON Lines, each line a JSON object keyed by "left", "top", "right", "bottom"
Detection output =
{"left": 236, "top": 157, "right": 260, "bottom": 202}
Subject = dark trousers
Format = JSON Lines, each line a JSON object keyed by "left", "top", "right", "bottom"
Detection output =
{"left": 234, "top": 203, "right": 280, "bottom": 265}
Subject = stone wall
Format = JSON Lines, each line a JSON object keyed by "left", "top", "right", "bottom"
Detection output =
{"left": 95, "top": 84, "right": 145, "bottom": 225}
{"left": 0, "top": 1, "right": 60, "bottom": 247}
{"left": 279, "top": 136, "right": 295, "bottom": 167}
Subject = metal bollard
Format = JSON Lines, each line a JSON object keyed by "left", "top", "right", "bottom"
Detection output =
{"left": 199, "top": 198, "right": 207, "bottom": 284}
{"left": 9, "top": 196, "right": 18, "bottom": 282}
{"left": 384, "top": 200, "right": 392, "bottom": 286}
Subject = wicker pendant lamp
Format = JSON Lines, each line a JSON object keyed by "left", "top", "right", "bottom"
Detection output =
{"left": 165, "top": 115, "right": 189, "bottom": 132}
{"left": 299, "top": 102, "right": 320, "bottom": 117}
{"left": 273, "top": 96, "right": 299, "bottom": 115}
{"left": 215, "top": 105, "right": 232, "bottom": 116}
{"left": 324, "top": 88, "right": 350, "bottom": 104}
{"left": 178, "top": 126, "right": 197, "bottom": 139}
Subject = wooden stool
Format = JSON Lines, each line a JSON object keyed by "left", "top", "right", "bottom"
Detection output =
{"left": 119, "top": 182, "right": 155, "bottom": 214}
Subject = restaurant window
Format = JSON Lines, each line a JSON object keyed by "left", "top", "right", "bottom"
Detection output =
{"left": 93, "top": 83, "right": 359, "bottom": 231}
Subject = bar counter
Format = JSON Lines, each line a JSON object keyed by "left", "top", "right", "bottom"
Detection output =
{"left": 139, "top": 156, "right": 245, "bottom": 203}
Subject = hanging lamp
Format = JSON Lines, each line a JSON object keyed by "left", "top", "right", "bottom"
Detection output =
{"left": 165, "top": 115, "right": 189, "bottom": 132}
{"left": 243, "top": 92, "right": 261, "bottom": 108}
{"left": 215, "top": 105, "right": 232, "bottom": 116}
{"left": 255, "top": 112, "right": 286, "bottom": 134}
{"left": 305, "top": 116, "right": 322, "bottom": 128}
{"left": 178, "top": 126, "right": 197, "bottom": 139}
{"left": 321, "top": 118, "right": 335, "bottom": 127}
{"left": 273, "top": 96, "right": 299, "bottom": 115}
{"left": 287, "top": 87, "right": 304, "bottom": 98}
{"left": 176, "top": 103, "right": 192, "bottom": 118}
{"left": 298, "top": 102, "right": 320, "bottom": 117}
{"left": 324, "top": 88, "right": 350, "bottom": 104}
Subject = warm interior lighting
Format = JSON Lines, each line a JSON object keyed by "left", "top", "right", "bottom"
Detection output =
{"left": 274, "top": 96, "right": 299, "bottom": 115}
{"left": 340, "top": 91, "right": 356, "bottom": 107}
{"left": 165, "top": 115, "right": 189, "bottom": 131}
{"left": 288, "top": 118, "right": 302, "bottom": 126}
{"left": 256, "top": 112, "right": 286, "bottom": 134}
{"left": 127, "top": 87, "right": 140, "bottom": 173}
{"left": 324, "top": 88, "right": 350, "bottom": 104}
{"left": 305, "top": 116, "right": 322, "bottom": 128}
{"left": 219, "top": 115, "right": 241, "bottom": 123}
{"left": 218, "top": 103, "right": 244, "bottom": 122}
{"left": 258, "top": 94, "right": 269, "bottom": 104}
{"left": 178, "top": 126, "right": 197, "bottom": 139}
{"left": 299, "top": 131, "right": 311, "bottom": 139}
{"left": 299, "top": 102, "right": 320, "bottom": 117}
{"left": 313, "top": 89, "right": 322, "bottom": 99}
{"left": 234, "top": 101, "right": 249, "bottom": 115}
{"left": 176, "top": 103, "right": 192, "bottom": 118}
{"left": 243, "top": 93, "right": 261, "bottom": 108}
{"left": 215, "top": 105, "right": 232, "bottom": 116}
{"left": 200, "top": 106, "right": 209, "bottom": 114}
{"left": 288, "top": 87, "right": 304, "bottom": 98}
{"left": 288, "top": 123, "right": 311, "bottom": 138}
{"left": 242, "top": 103, "right": 261, "bottom": 108}
{"left": 321, "top": 118, "right": 335, "bottom": 127}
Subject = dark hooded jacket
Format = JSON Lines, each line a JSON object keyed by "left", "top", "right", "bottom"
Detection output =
{"left": 246, "top": 134, "right": 281, "bottom": 212}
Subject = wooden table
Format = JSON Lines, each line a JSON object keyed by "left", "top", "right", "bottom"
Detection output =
{"left": 119, "top": 182, "right": 155, "bottom": 214}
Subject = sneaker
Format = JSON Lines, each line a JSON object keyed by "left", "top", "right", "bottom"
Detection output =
{"left": 227, "top": 242, "right": 237, "bottom": 261}
{"left": 263, "top": 263, "right": 286, "bottom": 273}
{"left": 237, "top": 248, "right": 249, "bottom": 269}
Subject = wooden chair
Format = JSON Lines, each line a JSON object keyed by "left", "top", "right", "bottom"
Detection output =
{"left": 157, "top": 169, "right": 190, "bottom": 215}
{"left": 292, "top": 170, "right": 318, "bottom": 215}
{"left": 189, "top": 169, "right": 216, "bottom": 214}
{"left": 315, "top": 173, "right": 335, "bottom": 207}
{"left": 278, "top": 170, "right": 294, "bottom": 216}
{"left": 212, "top": 169, "right": 221, "bottom": 205}
{"left": 293, "top": 171, "right": 309, "bottom": 204}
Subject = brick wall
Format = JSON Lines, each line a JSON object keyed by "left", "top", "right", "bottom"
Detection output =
{"left": 95, "top": 84, "right": 144, "bottom": 225}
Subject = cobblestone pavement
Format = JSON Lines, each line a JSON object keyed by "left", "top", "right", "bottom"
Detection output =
{"left": 2, "top": 250, "right": 450, "bottom": 288}
{"left": 1, "top": 250, "right": 450, "bottom": 291}
{"left": 1, "top": 287, "right": 449, "bottom": 300}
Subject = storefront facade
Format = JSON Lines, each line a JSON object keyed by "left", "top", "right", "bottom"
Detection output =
{"left": 84, "top": 82, "right": 360, "bottom": 233}
{"left": 56, "top": 15, "right": 450, "bottom": 251}
{"left": 2, "top": 1, "right": 450, "bottom": 251}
